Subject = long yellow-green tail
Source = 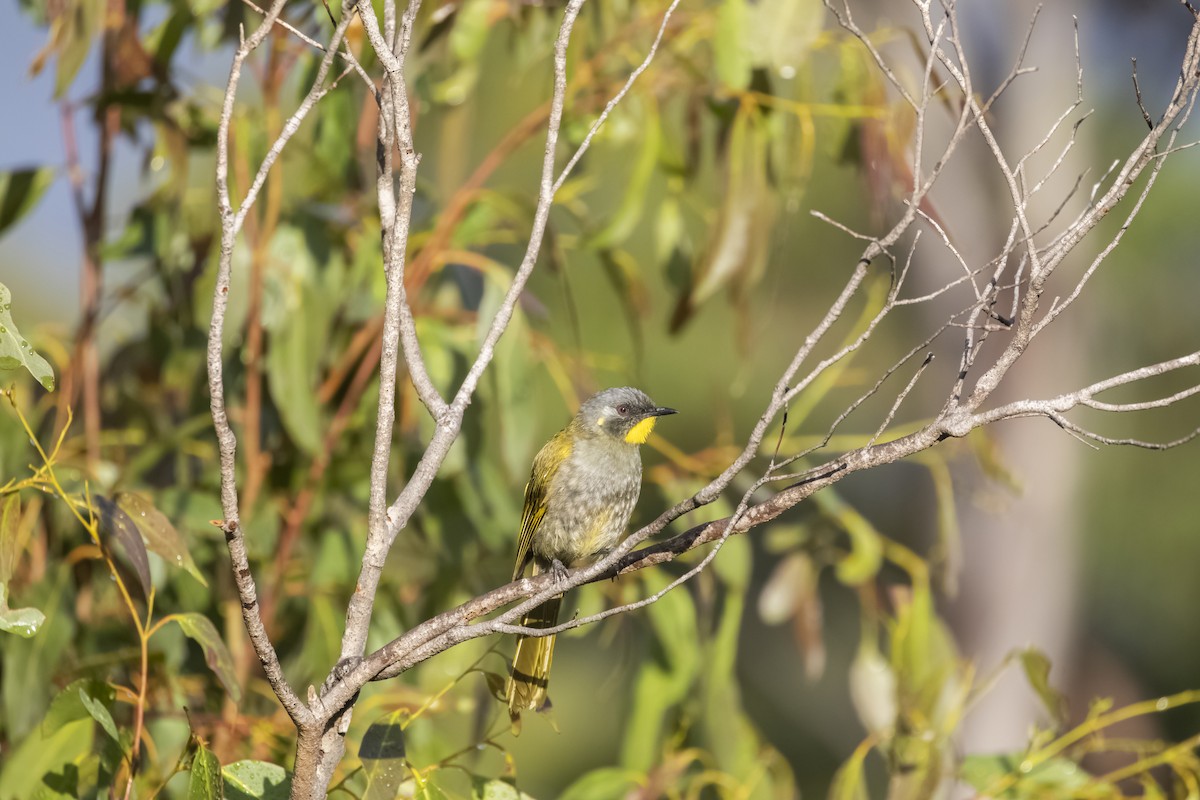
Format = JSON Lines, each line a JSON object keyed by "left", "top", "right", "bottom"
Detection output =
{"left": 506, "top": 565, "right": 562, "bottom": 732}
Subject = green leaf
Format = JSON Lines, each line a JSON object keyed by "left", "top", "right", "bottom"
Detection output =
{"left": 713, "top": 0, "right": 752, "bottom": 90}
{"left": 0, "top": 493, "right": 21, "bottom": 583}
{"left": 471, "top": 778, "right": 535, "bottom": 800}
{"left": 189, "top": 742, "right": 223, "bottom": 800}
{"left": 816, "top": 490, "right": 882, "bottom": 586}
{"left": 848, "top": 633, "right": 896, "bottom": 739}
{"left": 222, "top": 761, "right": 291, "bottom": 800}
{"left": 78, "top": 685, "right": 119, "bottom": 742}
{"left": 1019, "top": 647, "right": 1068, "bottom": 726}
{"left": 170, "top": 613, "right": 242, "bottom": 702}
{"left": 750, "top": 0, "right": 823, "bottom": 75}
{"left": 961, "top": 754, "right": 1093, "bottom": 797}
{"left": 41, "top": 679, "right": 116, "bottom": 737}
{"left": 0, "top": 282, "right": 56, "bottom": 391}
{"left": 558, "top": 767, "right": 642, "bottom": 800}
{"left": 361, "top": 710, "right": 408, "bottom": 800}
{"left": 0, "top": 168, "right": 55, "bottom": 237}
{"left": 115, "top": 492, "right": 207, "bottom": 586}
{"left": 0, "top": 718, "right": 93, "bottom": 800}
{"left": 828, "top": 752, "right": 870, "bottom": 800}
{"left": 53, "top": 0, "right": 100, "bottom": 97}
{"left": 0, "top": 582, "right": 46, "bottom": 637}
{"left": 586, "top": 100, "right": 662, "bottom": 250}
{"left": 92, "top": 494, "right": 152, "bottom": 598}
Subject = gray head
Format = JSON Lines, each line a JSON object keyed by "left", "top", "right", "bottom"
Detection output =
{"left": 572, "top": 387, "right": 677, "bottom": 445}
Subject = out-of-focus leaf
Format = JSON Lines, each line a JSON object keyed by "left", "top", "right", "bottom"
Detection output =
{"left": 750, "top": 0, "right": 823, "bottom": 75}
{"left": 78, "top": 685, "right": 119, "bottom": 742}
{"left": 961, "top": 754, "right": 1093, "bottom": 797}
{"left": 41, "top": 679, "right": 115, "bottom": 737}
{"left": 620, "top": 570, "right": 699, "bottom": 770}
{"left": 0, "top": 718, "right": 92, "bottom": 800}
{"left": 587, "top": 100, "right": 662, "bottom": 250}
{"left": 264, "top": 227, "right": 325, "bottom": 455}
{"left": 558, "top": 767, "right": 642, "bottom": 800}
{"left": 889, "top": 581, "right": 960, "bottom": 733}
{"left": 969, "top": 428, "right": 1023, "bottom": 493}
{"left": 757, "top": 551, "right": 806, "bottom": 624}
{"left": 170, "top": 613, "right": 242, "bottom": 702}
{"left": 713, "top": 0, "right": 752, "bottom": 90}
{"left": 848, "top": 633, "right": 896, "bottom": 739}
{"left": 3, "top": 569, "right": 73, "bottom": 736}
{"left": 361, "top": 710, "right": 408, "bottom": 800}
{"left": 0, "top": 168, "right": 55, "bottom": 237}
{"left": 471, "top": 778, "right": 535, "bottom": 800}
{"left": 670, "top": 105, "right": 775, "bottom": 332}
{"left": 1020, "top": 647, "right": 1068, "bottom": 726}
{"left": 758, "top": 552, "right": 825, "bottom": 679}
{"left": 91, "top": 494, "right": 152, "bottom": 599}
{"left": 0, "top": 582, "right": 46, "bottom": 637}
{"left": 828, "top": 748, "right": 870, "bottom": 800}
{"left": 919, "top": 456, "right": 961, "bottom": 597}
{"left": 222, "top": 761, "right": 291, "bottom": 800}
{"left": 711, "top": 530, "right": 751, "bottom": 590}
{"left": 815, "top": 490, "right": 882, "bottom": 586}
{"left": 0, "top": 282, "right": 56, "bottom": 391}
{"left": 0, "top": 494, "right": 22, "bottom": 582}
{"left": 115, "top": 492, "right": 207, "bottom": 586}
{"left": 189, "top": 742, "right": 223, "bottom": 800}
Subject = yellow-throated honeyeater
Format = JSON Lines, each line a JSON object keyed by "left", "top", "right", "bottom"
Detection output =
{"left": 506, "top": 387, "right": 677, "bottom": 730}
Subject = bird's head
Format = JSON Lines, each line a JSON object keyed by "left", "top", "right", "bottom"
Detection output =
{"left": 574, "top": 387, "right": 677, "bottom": 445}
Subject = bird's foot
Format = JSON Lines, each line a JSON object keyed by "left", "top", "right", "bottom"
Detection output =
{"left": 549, "top": 558, "right": 569, "bottom": 585}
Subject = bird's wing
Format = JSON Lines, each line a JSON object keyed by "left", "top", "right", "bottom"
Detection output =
{"left": 513, "top": 429, "right": 572, "bottom": 581}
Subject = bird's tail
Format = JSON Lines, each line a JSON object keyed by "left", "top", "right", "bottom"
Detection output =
{"left": 506, "top": 568, "right": 562, "bottom": 733}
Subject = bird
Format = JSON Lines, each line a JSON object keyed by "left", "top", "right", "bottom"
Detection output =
{"left": 505, "top": 386, "right": 677, "bottom": 730}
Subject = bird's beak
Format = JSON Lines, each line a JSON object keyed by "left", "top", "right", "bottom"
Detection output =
{"left": 650, "top": 406, "right": 678, "bottom": 417}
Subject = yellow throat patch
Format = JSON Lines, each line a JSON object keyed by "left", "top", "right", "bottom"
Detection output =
{"left": 624, "top": 416, "right": 658, "bottom": 445}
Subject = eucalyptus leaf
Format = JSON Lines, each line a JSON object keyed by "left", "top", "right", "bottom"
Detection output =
{"left": 115, "top": 492, "right": 207, "bottom": 586}
{"left": 0, "top": 282, "right": 56, "bottom": 391}
{"left": 189, "top": 742, "right": 223, "bottom": 800}
{"left": 0, "top": 168, "right": 55, "bottom": 237}
{"left": 92, "top": 494, "right": 152, "bottom": 599}
{"left": 222, "top": 761, "right": 291, "bottom": 800}
{"left": 0, "top": 582, "right": 46, "bottom": 637}
{"left": 171, "top": 612, "right": 242, "bottom": 702}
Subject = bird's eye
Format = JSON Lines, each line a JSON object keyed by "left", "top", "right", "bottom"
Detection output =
{"left": 617, "top": 404, "right": 630, "bottom": 416}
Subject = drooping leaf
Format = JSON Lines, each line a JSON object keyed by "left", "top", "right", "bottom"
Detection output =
{"left": 0, "top": 720, "right": 93, "bottom": 800}
{"left": 0, "top": 494, "right": 21, "bottom": 583}
{"left": 78, "top": 685, "right": 119, "bottom": 742}
{"left": 848, "top": 632, "right": 896, "bottom": 739}
{"left": 713, "top": 0, "right": 752, "bottom": 91}
{"left": 828, "top": 748, "right": 871, "bottom": 800}
{"left": 115, "top": 492, "right": 207, "bottom": 586}
{"left": 41, "top": 679, "right": 116, "bottom": 737}
{"left": 0, "top": 168, "right": 55, "bottom": 237}
{"left": 0, "top": 282, "right": 56, "bottom": 391}
{"left": 1019, "top": 647, "right": 1068, "bottom": 726}
{"left": 361, "top": 710, "right": 408, "bottom": 800}
{"left": 222, "top": 761, "right": 291, "bottom": 800}
{"left": 670, "top": 104, "right": 776, "bottom": 332}
{"left": 471, "top": 777, "right": 535, "bottom": 800}
{"left": 170, "top": 613, "right": 242, "bottom": 702}
{"left": 52, "top": 0, "right": 101, "bottom": 97}
{"left": 750, "top": 0, "right": 823, "bottom": 76}
{"left": 558, "top": 767, "right": 642, "bottom": 800}
{"left": 91, "top": 494, "right": 152, "bottom": 599}
{"left": 189, "top": 742, "right": 223, "bottom": 800}
{"left": 816, "top": 490, "right": 883, "bottom": 586}
{"left": 0, "top": 582, "right": 46, "bottom": 637}
{"left": 961, "top": 753, "right": 1095, "bottom": 797}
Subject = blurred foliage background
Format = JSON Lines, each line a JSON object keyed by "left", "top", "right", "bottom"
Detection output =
{"left": 1, "top": 0, "right": 1199, "bottom": 797}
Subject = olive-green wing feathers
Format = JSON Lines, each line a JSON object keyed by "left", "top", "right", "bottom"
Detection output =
{"left": 512, "top": 430, "right": 571, "bottom": 580}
